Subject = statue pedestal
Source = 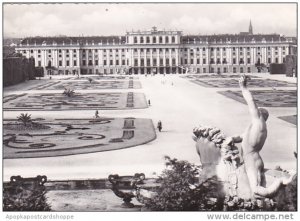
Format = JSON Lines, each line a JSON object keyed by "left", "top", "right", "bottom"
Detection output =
{"left": 193, "top": 125, "right": 296, "bottom": 202}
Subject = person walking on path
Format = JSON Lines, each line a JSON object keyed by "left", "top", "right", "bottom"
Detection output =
{"left": 148, "top": 99, "right": 151, "bottom": 106}
{"left": 95, "top": 110, "right": 100, "bottom": 118}
{"left": 157, "top": 120, "right": 162, "bottom": 132}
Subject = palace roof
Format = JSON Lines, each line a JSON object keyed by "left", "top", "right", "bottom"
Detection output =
{"left": 20, "top": 36, "right": 126, "bottom": 46}
{"left": 181, "top": 34, "right": 296, "bottom": 44}
{"left": 19, "top": 34, "right": 296, "bottom": 46}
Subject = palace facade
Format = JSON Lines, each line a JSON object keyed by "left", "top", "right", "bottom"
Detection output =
{"left": 15, "top": 24, "right": 297, "bottom": 75}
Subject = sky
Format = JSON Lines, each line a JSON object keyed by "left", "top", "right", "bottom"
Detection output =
{"left": 3, "top": 3, "right": 297, "bottom": 38}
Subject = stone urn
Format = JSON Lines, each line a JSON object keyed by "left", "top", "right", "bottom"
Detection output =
{"left": 108, "top": 173, "right": 145, "bottom": 208}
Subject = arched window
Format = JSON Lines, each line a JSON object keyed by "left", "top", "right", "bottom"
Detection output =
{"left": 257, "top": 58, "right": 261, "bottom": 64}
{"left": 165, "top": 36, "right": 169, "bottom": 43}
{"left": 172, "top": 36, "right": 175, "bottom": 43}
{"left": 159, "top": 36, "right": 163, "bottom": 43}
{"left": 47, "top": 60, "right": 52, "bottom": 68}
{"left": 146, "top": 36, "right": 150, "bottom": 43}
{"left": 140, "top": 37, "right": 144, "bottom": 43}
{"left": 134, "top": 37, "right": 137, "bottom": 44}
{"left": 153, "top": 36, "right": 156, "bottom": 43}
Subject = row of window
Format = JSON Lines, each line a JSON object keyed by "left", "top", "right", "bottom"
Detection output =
{"left": 25, "top": 48, "right": 128, "bottom": 54}
{"left": 23, "top": 46, "right": 289, "bottom": 55}
{"left": 42, "top": 65, "right": 267, "bottom": 75}
{"left": 182, "top": 46, "right": 286, "bottom": 52}
{"left": 211, "top": 67, "right": 252, "bottom": 74}
{"left": 133, "top": 36, "right": 176, "bottom": 44}
{"left": 133, "top": 48, "right": 177, "bottom": 52}
{"left": 44, "top": 56, "right": 283, "bottom": 67}
{"left": 36, "top": 51, "right": 285, "bottom": 60}
{"left": 53, "top": 59, "right": 129, "bottom": 67}
{"left": 192, "top": 67, "right": 251, "bottom": 74}
{"left": 128, "top": 66, "right": 252, "bottom": 74}
{"left": 37, "top": 52, "right": 285, "bottom": 60}
{"left": 133, "top": 58, "right": 178, "bottom": 66}
{"left": 181, "top": 57, "right": 282, "bottom": 65}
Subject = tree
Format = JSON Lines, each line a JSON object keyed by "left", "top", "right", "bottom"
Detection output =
{"left": 17, "top": 113, "right": 32, "bottom": 126}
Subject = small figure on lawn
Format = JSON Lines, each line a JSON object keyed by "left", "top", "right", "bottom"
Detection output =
{"left": 95, "top": 110, "right": 100, "bottom": 118}
{"left": 148, "top": 99, "right": 151, "bottom": 106}
{"left": 157, "top": 120, "right": 162, "bottom": 132}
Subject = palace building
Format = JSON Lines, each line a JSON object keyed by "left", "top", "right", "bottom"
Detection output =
{"left": 15, "top": 23, "right": 297, "bottom": 75}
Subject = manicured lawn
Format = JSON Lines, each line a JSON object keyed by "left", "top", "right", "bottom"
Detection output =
{"left": 218, "top": 90, "right": 297, "bottom": 107}
{"left": 3, "top": 92, "right": 147, "bottom": 110}
{"left": 3, "top": 117, "right": 156, "bottom": 159}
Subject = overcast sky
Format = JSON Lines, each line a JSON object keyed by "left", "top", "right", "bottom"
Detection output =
{"left": 3, "top": 3, "right": 297, "bottom": 38}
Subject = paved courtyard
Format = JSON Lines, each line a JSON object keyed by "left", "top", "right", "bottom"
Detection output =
{"left": 3, "top": 73, "right": 297, "bottom": 182}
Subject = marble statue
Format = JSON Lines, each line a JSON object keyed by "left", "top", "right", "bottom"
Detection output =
{"left": 193, "top": 75, "right": 296, "bottom": 200}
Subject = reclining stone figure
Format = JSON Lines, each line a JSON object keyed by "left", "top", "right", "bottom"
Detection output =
{"left": 193, "top": 75, "right": 296, "bottom": 200}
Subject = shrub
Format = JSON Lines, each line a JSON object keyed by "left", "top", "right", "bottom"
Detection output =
{"left": 3, "top": 176, "right": 51, "bottom": 211}
{"left": 144, "top": 156, "right": 224, "bottom": 211}
{"left": 3, "top": 186, "right": 51, "bottom": 211}
{"left": 142, "top": 156, "right": 295, "bottom": 211}
{"left": 63, "top": 88, "right": 75, "bottom": 97}
{"left": 274, "top": 175, "right": 297, "bottom": 211}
